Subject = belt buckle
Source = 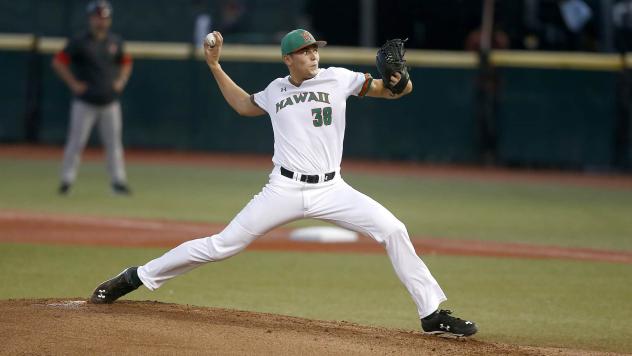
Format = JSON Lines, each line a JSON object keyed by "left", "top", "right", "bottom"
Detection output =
{"left": 283, "top": 167, "right": 335, "bottom": 184}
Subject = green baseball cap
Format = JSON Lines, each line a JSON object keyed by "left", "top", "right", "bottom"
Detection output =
{"left": 281, "top": 29, "right": 327, "bottom": 56}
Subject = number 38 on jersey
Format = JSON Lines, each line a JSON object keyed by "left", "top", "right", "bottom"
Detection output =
{"left": 311, "top": 107, "right": 332, "bottom": 127}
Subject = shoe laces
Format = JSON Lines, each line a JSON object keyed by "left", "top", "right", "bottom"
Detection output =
{"left": 438, "top": 309, "right": 464, "bottom": 322}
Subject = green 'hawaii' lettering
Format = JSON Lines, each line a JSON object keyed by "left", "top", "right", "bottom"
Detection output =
{"left": 307, "top": 92, "right": 319, "bottom": 102}
{"left": 317, "top": 92, "right": 330, "bottom": 104}
{"left": 276, "top": 91, "right": 332, "bottom": 112}
{"left": 293, "top": 92, "right": 308, "bottom": 103}
{"left": 276, "top": 97, "right": 295, "bottom": 113}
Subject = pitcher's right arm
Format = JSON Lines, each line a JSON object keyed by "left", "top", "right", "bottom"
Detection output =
{"left": 204, "top": 31, "right": 265, "bottom": 117}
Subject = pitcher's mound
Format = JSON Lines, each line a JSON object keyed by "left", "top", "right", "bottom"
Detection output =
{"left": 0, "top": 299, "right": 587, "bottom": 355}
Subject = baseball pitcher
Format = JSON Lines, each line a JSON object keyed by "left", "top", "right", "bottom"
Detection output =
{"left": 89, "top": 29, "right": 478, "bottom": 337}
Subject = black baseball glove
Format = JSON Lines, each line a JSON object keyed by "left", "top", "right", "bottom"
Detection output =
{"left": 375, "top": 38, "right": 410, "bottom": 95}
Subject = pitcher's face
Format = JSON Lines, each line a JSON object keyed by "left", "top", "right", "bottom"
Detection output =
{"left": 285, "top": 44, "right": 320, "bottom": 80}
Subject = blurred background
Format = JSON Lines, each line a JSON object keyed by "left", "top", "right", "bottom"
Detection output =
{"left": 0, "top": 0, "right": 631, "bottom": 171}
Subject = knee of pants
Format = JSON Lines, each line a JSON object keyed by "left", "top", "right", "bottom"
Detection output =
{"left": 203, "top": 236, "right": 241, "bottom": 261}
{"left": 392, "top": 219, "right": 408, "bottom": 237}
{"left": 204, "top": 222, "right": 259, "bottom": 261}
{"left": 380, "top": 216, "right": 408, "bottom": 236}
{"left": 380, "top": 219, "right": 409, "bottom": 244}
{"left": 367, "top": 215, "right": 406, "bottom": 243}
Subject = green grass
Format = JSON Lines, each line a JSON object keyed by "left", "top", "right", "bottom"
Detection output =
{"left": 1, "top": 243, "right": 631, "bottom": 353}
{"left": 1, "top": 158, "right": 631, "bottom": 250}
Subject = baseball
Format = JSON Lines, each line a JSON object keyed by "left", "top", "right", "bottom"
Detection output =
{"left": 205, "top": 32, "right": 216, "bottom": 48}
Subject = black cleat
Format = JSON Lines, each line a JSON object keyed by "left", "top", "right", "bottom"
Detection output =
{"left": 421, "top": 309, "right": 478, "bottom": 338}
{"left": 90, "top": 267, "right": 142, "bottom": 304}
{"left": 111, "top": 182, "right": 132, "bottom": 196}
{"left": 58, "top": 182, "right": 71, "bottom": 195}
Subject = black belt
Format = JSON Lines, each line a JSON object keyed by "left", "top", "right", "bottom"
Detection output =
{"left": 281, "top": 167, "right": 335, "bottom": 183}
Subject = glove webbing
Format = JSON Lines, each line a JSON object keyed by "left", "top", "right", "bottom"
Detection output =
{"left": 379, "top": 38, "right": 408, "bottom": 65}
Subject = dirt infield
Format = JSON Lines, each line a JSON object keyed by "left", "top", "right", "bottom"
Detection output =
{"left": 0, "top": 299, "right": 611, "bottom": 355}
{"left": 1, "top": 210, "right": 631, "bottom": 264}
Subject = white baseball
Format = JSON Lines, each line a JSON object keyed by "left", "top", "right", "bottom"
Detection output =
{"left": 205, "top": 32, "right": 216, "bottom": 48}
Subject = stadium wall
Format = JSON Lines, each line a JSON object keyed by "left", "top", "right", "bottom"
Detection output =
{"left": 0, "top": 34, "right": 630, "bottom": 169}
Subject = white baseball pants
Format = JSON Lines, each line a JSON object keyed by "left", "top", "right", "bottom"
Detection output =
{"left": 60, "top": 99, "right": 127, "bottom": 184}
{"left": 138, "top": 166, "right": 446, "bottom": 318}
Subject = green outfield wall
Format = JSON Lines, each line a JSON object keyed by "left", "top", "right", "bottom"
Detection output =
{"left": 0, "top": 51, "right": 29, "bottom": 142}
{"left": 1, "top": 34, "right": 630, "bottom": 169}
{"left": 496, "top": 67, "right": 619, "bottom": 168}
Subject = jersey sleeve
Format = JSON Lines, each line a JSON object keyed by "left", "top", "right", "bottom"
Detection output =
{"left": 55, "top": 37, "right": 78, "bottom": 65}
{"left": 330, "top": 67, "right": 372, "bottom": 98}
{"left": 253, "top": 78, "right": 285, "bottom": 114}
{"left": 356, "top": 73, "right": 373, "bottom": 97}
{"left": 252, "top": 86, "right": 270, "bottom": 114}
{"left": 112, "top": 36, "right": 132, "bottom": 66}
{"left": 119, "top": 41, "right": 132, "bottom": 65}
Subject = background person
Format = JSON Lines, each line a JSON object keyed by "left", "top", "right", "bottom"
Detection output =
{"left": 52, "top": 0, "right": 133, "bottom": 195}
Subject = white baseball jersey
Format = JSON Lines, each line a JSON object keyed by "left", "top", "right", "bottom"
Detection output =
{"left": 253, "top": 67, "right": 371, "bottom": 174}
{"left": 137, "top": 65, "right": 447, "bottom": 320}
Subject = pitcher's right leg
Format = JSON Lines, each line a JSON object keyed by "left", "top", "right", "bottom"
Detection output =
{"left": 137, "top": 172, "right": 304, "bottom": 290}
{"left": 137, "top": 219, "right": 259, "bottom": 290}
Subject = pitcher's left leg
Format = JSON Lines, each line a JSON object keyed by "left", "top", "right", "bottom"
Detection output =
{"left": 308, "top": 180, "right": 446, "bottom": 318}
